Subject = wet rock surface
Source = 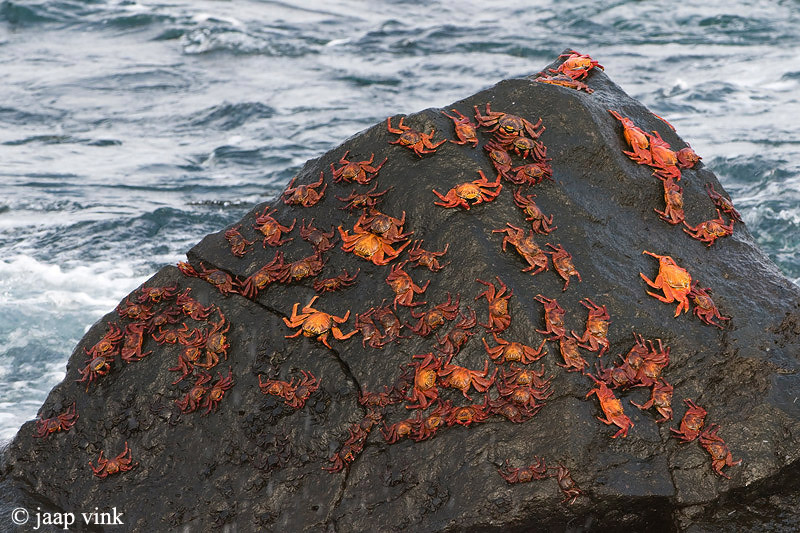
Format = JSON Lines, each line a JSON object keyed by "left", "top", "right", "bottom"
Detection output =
{"left": 2, "top": 53, "right": 800, "bottom": 532}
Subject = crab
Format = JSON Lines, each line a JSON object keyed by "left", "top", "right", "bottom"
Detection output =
{"left": 509, "top": 162, "right": 553, "bottom": 186}
{"left": 373, "top": 301, "right": 407, "bottom": 345}
{"left": 253, "top": 206, "right": 295, "bottom": 247}
{"left": 705, "top": 183, "right": 742, "bottom": 223}
{"left": 648, "top": 131, "right": 681, "bottom": 180}
{"left": 336, "top": 183, "right": 392, "bottom": 212}
{"left": 534, "top": 294, "right": 566, "bottom": 340}
{"left": 338, "top": 225, "right": 410, "bottom": 265}
{"left": 201, "top": 317, "right": 230, "bottom": 367}
{"left": 688, "top": 282, "right": 730, "bottom": 328}
{"left": 224, "top": 225, "right": 255, "bottom": 257}
{"left": 175, "top": 288, "right": 214, "bottom": 320}
{"left": 137, "top": 283, "right": 178, "bottom": 304}
{"left": 407, "top": 240, "right": 450, "bottom": 272}
{"left": 488, "top": 396, "right": 538, "bottom": 423}
{"left": 586, "top": 375, "right": 634, "bottom": 438}
{"left": 404, "top": 352, "right": 443, "bottom": 410}
{"left": 300, "top": 219, "right": 337, "bottom": 253}
{"left": 382, "top": 417, "right": 420, "bottom": 444}
{"left": 683, "top": 209, "right": 734, "bottom": 246}
{"left": 634, "top": 338, "right": 670, "bottom": 388}
{"left": 553, "top": 463, "right": 584, "bottom": 505}
{"left": 498, "top": 457, "right": 549, "bottom": 484}
{"left": 84, "top": 322, "right": 124, "bottom": 360}
{"left": 313, "top": 268, "right": 360, "bottom": 293}
{"left": 447, "top": 396, "right": 492, "bottom": 427}
{"left": 483, "top": 332, "right": 547, "bottom": 365}
{"left": 355, "top": 307, "right": 386, "bottom": 350}
{"left": 238, "top": 251, "right": 287, "bottom": 299}
{"left": 442, "top": 108, "right": 479, "bottom": 146}
{"left": 168, "top": 336, "right": 208, "bottom": 383}
{"left": 699, "top": 424, "right": 742, "bottom": 479}
{"left": 435, "top": 307, "right": 477, "bottom": 358}
{"left": 655, "top": 175, "right": 685, "bottom": 225}
{"left": 407, "top": 293, "right": 461, "bottom": 337}
{"left": 386, "top": 261, "right": 429, "bottom": 309}
{"left": 290, "top": 370, "right": 321, "bottom": 409}
{"left": 323, "top": 411, "right": 382, "bottom": 473}
{"left": 512, "top": 190, "right": 556, "bottom": 234}
{"left": 484, "top": 143, "right": 514, "bottom": 180}
{"left": 474, "top": 103, "right": 545, "bottom": 147}
{"left": 201, "top": 368, "right": 233, "bottom": 414}
{"left": 77, "top": 354, "right": 113, "bottom": 391}
{"left": 640, "top": 250, "right": 692, "bottom": 317}
{"left": 359, "top": 387, "right": 397, "bottom": 410}
{"left": 556, "top": 337, "right": 589, "bottom": 373}
{"left": 89, "top": 442, "right": 138, "bottom": 478}
{"left": 280, "top": 250, "right": 327, "bottom": 284}
{"left": 494, "top": 224, "right": 549, "bottom": 276}
{"left": 546, "top": 243, "right": 581, "bottom": 291}
{"left": 283, "top": 295, "right": 356, "bottom": 349}
{"left": 432, "top": 170, "right": 502, "bottom": 210}
{"left": 607, "top": 109, "right": 651, "bottom": 165}
{"left": 175, "top": 371, "right": 212, "bottom": 413}
{"left": 145, "top": 305, "right": 182, "bottom": 331}
{"left": 536, "top": 73, "right": 593, "bottom": 93}
{"left": 178, "top": 261, "right": 239, "bottom": 295}
{"left": 510, "top": 136, "right": 547, "bottom": 160}
{"left": 677, "top": 145, "right": 701, "bottom": 169}
{"left": 120, "top": 322, "right": 152, "bottom": 363}
{"left": 594, "top": 357, "right": 638, "bottom": 391}
{"left": 387, "top": 116, "right": 445, "bottom": 157}
{"left": 572, "top": 298, "right": 611, "bottom": 357}
{"left": 282, "top": 172, "right": 327, "bottom": 207}
{"left": 355, "top": 209, "right": 412, "bottom": 244}
{"left": 437, "top": 356, "right": 497, "bottom": 400}
{"left": 631, "top": 379, "right": 673, "bottom": 423}
{"left": 117, "top": 299, "right": 153, "bottom": 321}
{"left": 475, "top": 277, "right": 512, "bottom": 333}
{"left": 549, "top": 51, "right": 603, "bottom": 80}
{"left": 258, "top": 374, "right": 297, "bottom": 404}
{"left": 34, "top": 402, "right": 79, "bottom": 438}
{"left": 412, "top": 400, "right": 453, "bottom": 441}
{"left": 330, "top": 150, "right": 387, "bottom": 185}
{"left": 671, "top": 399, "right": 707, "bottom": 443}
{"left": 497, "top": 375, "right": 552, "bottom": 412}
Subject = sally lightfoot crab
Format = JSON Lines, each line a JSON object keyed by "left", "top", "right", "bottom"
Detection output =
{"left": 89, "top": 442, "right": 138, "bottom": 478}
{"left": 284, "top": 296, "right": 357, "bottom": 349}
{"left": 433, "top": 170, "right": 502, "bottom": 210}
{"left": 34, "top": 402, "right": 79, "bottom": 438}
{"left": 640, "top": 250, "right": 692, "bottom": 317}
{"left": 330, "top": 150, "right": 387, "bottom": 185}
{"left": 387, "top": 116, "right": 445, "bottom": 157}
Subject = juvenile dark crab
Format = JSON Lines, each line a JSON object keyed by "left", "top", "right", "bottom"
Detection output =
{"left": 282, "top": 172, "right": 327, "bottom": 207}
{"left": 432, "top": 170, "right": 502, "bottom": 210}
{"left": 330, "top": 150, "right": 387, "bottom": 185}
{"left": 387, "top": 116, "right": 445, "bottom": 157}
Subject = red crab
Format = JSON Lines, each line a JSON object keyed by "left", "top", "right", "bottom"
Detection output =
{"left": 437, "top": 356, "right": 497, "bottom": 400}
{"left": 278, "top": 250, "right": 326, "bottom": 284}
{"left": 546, "top": 243, "right": 581, "bottom": 291}
{"left": 259, "top": 374, "right": 297, "bottom": 404}
{"left": 407, "top": 240, "right": 450, "bottom": 272}
{"left": 145, "top": 305, "right": 182, "bottom": 331}
{"left": 508, "top": 162, "right": 553, "bottom": 186}
{"left": 413, "top": 400, "right": 453, "bottom": 441}
{"left": 282, "top": 172, "right": 327, "bottom": 207}
{"left": 373, "top": 300, "right": 407, "bottom": 345}
{"left": 513, "top": 190, "right": 556, "bottom": 234}
{"left": 586, "top": 375, "right": 634, "bottom": 438}
{"left": 120, "top": 322, "right": 152, "bottom": 363}
{"left": 510, "top": 136, "right": 547, "bottom": 160}
{"left": 498, "top": 457, "right": 549, "bottom": 484}
{"left": 683, "top": 209, "right": 734, "bottom": 246}
{"left": 484, "top": 144, "right": 514, "bottom": 180}
{"left": 178, "top": 261, "right": 239, "bottom": 295}
{"left": 300, "top": 219, "right": 337, "bottom": 253}
{"left": 203, "top": 318, "right": 231, "bottom": 368}
{"left": 175, "top": 288, "right": 214, "bottom": 320}
{"left": 313, "top": 268, "right": 360, "bottom": 293}
{"left": 336, "top": 183, "right": 392, "bottom": 212}
{"left": 224, "top": 225, "right": 255, "bottom": 257}
{"left": 655, "top": 175, "right": 685, "bottom": 225}
{"left": 435, "top": 307, "right": 477, "bottom": 358}
{"left": 168, "top": 335, "right": 208, "bottom": 383}
{"left": 432, "top": 170, "right": 502, "bottom": 210}
{"left": 608, "top": 110, "right": 651, "bottom": 165}
{"left": 536, "top": 73, "right": 593, "bottom": 93}
{"left": 338, "top": 225, "right": 410, "bottom": 265}
{"left": 89, "top": 442, "right": 138, "bottom": 478}
{"left": 137, "top": 283, "right": 178, "bottom": 304}
{"left": 488, "top": 396, "right": 537, "bottom": 423}
{"left": 286, "top": 370, "right": 320, "bottom": 409}
{"left": 176, "top": 371, "right": 212, "bottom": 413}
{"left": 677, "top": 145, "right": 701, "bottom": 169}
{"left": 283, "top": 295, "right": 356, "bottom": 349}
{"left": 84, "top": 322, "right": 124, "bottom": 360}
{"left": 640, "top": 250, "right": 692, "bottom": 317}
{"left": 330, "top": 150, "right": 387, "bottom": 185}
{"left": 324, "top": 411, "right": 382, "bottom": 473}
{"left": 474, "top": 103, "right": 545, "bottom": 147}
{"left": 699, "top": 424, "right": 742, "bottom": 479}
{"left": 671, "top": 399, "right": 707, "bottom": 443}
{"left": 688, "top": 282, "right": 730, "bottom": 328}
{"left": 553, "top": 463, "right": 585, "bottom": 505}
{"left": 631, "top": 379, "right": 673, "bottom": 422}
{"left": 407, "top": 293, "right": 461, "bottom": 337}
{"left": 447, "top": 395, "right": 492, "bottom": 427}
{"left": 594, "top": 357, "right": 638, "bottom": 391}
{"left": 475, "top": 277, "right": 512, "bottom": 333}
{"left": 404, "top": 352, "right": 443, "bottom": 410}
{"left": 359, "top": 387, "right": 397, "bottom": 410}
{"left": 494, "top": 224, "right": 549, "bottom": 276}
{"left": 253, "top": 206, "right": 295, "bottom": 247}
{"left": 635, "top": 338, "right": 670, "bottom": 388}
{"left": 572, "top": 298, "right": 611, "bottom": 357}
{"left": 382, "top": 417, "right": 420, "bottom": 444}
{"left": 534, "top": 294, "right": 566, "bottom": 340}
{"left": 705, "top": 183, "right": 742, "bottom": 223}
{"left": 386, "top": 261, "right": 429, "bottom": 309}
{"left": 201, "top": 368, "right": 233, "bottom": 414}
{"left": 77, "top": 354, "right": 113, "bottom": 391}
{"left": 117, "top": 299, "right": 153, "bottom": 321}
{"left": 34, "top": 402, "right": 78, "bottom": 438}
{"left": 355, "top": 209, "right": 412, "bottom": 244}
{"left": 497, "top": 375, "right": 551, "bottom": 413}
{"left": 238, "top": 251, "right": 287, "bottom": 299}
{"left": 355, "top": 307, "right": 388, "bottom": 349}
{"left": 556, "top": 337, "right": 589, "bottom": 373}
{"left": 387, "top": 116, "right": 445, "bottom": 157}
{"left": 483, "top": 332, "right": 547, "bottom": 365}
{"left": 549, "top": 51, "right": 603, "bottom": 80}
{"left": 442, "top": 108, "right": 479, "bottom": 147}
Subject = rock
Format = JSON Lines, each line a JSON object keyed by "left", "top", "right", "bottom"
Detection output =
{"left": 2, "top": 51, "right": 800, "bottom": 532}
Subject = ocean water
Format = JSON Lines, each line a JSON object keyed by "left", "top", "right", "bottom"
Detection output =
{"left": 0, "top": 0, "right": 798, "bottom": 440}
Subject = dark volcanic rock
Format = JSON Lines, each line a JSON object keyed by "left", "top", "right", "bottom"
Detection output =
{"left": 3, "top": 53, "right": 800, "bottom": 532}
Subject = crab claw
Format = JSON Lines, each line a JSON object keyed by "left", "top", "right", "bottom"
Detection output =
{"left": 642, "top": 250, "right": 663, "bottom": 260}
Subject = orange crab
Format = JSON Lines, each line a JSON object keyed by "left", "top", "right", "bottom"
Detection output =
{"left": 508, "top": 162, "right": 552, "bottom": 186}
{"left": 354, "top": 209, "right": 412, "bottom": 244}
{"left": 34, "top": 402, "right": 79, "bottom": 438}
{"left": 586, "top": 375, "right": 634, "bottom": 438}
{"left": 699, "top": 424, "right": 742, "bottom": 479}
{"left": 201, "top": 368, "right": 234, "bottom": 415}
{"left": 688, "top": 282, "right": 730, "bottom": 328}
{"left": 483, "top": 332, "right": 547, "bottom": 365}
{"left": 546, "top": 243, "right": 581, "bottom": 291}
{"left": 648, "top": 132, "right": 681, "bottom": 180}
{"left": 549, "top": 50, "right": 603, "bottom": 80}
{"left": 224, "top": 225, "right": 255, "bottom": 257}
{"left": 534, "top": 294, "right": 567, "bottom": 340}
{"left": 387, "top": 116, "right": 445, "bottom": 157}
{"left": 238, "top": 251, "right": 287, "bottom": 299}
{"left": 386, "top": 261, "right": 429, "bottom": 309}
{"left": 655, "top": 175, "right": 685, "bottom": 225}
{"left": 136, "top": 283, "right": 178, "bottom": 304}
{"left": 640, "top": 250, "right": 692, "bottom": 317}
{"left": 494, "top": 224, "right": 549, "bottom": 276}
{"left": 282, "top": 172, "right": 327, "bottom": 207}
{"left": 670, "top": 399, "right": 707, "bottom": 443}
{"left": 381, "top": 417, "right": 419, "bottom": 444}
{"left": 407, "top": 240, "right": 450, "bottom": 272}
{"left": 433, "top": 170, "right": 502, "bottom": 210}
{"left": 513, "top": 189, "right": 556, "bottom": 234}
{"left": 283, "top": 295, "right": 357, "bottom": 349}
{"left": 474, "top": 103, "right": 545, "bottom": 147}
{"left": 608, "top": 109, "right": 651, "bottom": 165}
{"left": 89, "top": 442, "right": 138, "bottom": 478}
{"left": 683, "top": 209, "right": 734, "bottom": 246}
{"left": 442, "top": 108, "right": 478, "bottom": 147}
{"left": 330, "top": 150, "right": 387, "bottom": 185}
{"left": 536, "top": 73, "right": 593, "bottom": 93}
{"left": 484, "top": 144, "right": 514, "bottom": 180}
{"left": 631, "top": 378, "right": 673, "bottom": 423}
{"left": 572, "top": 298, "right": 611, "bottom": 357}
{"left": 437, "top": 356, "right": 497, "bottom": 400}
{"left": 412, "top": 400, "right": 453, "bottom": 440}
{"left": 338, "top": 225, "right": 410, "bottom": 265}
{"left": 556, "top": 337, "right": 589, "bottom": 373}
{"left": 405, "top": 352, "right": 443, "bottom": 410}
{"left": 475, "top": 277, "right": 512, "bottom": 333}
{"left": 253, "top": 206, "right": 295, "bottom": 247}
{"left": 447, "top": 396, "right": 491, "bottom": 427}
{"left": 407, "top": 293, "right": 461, "bottom": 337}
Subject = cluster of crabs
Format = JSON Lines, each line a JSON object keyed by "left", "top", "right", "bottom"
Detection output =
{"left": 35, "top": 281, "right": 236, "bottom": 478}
